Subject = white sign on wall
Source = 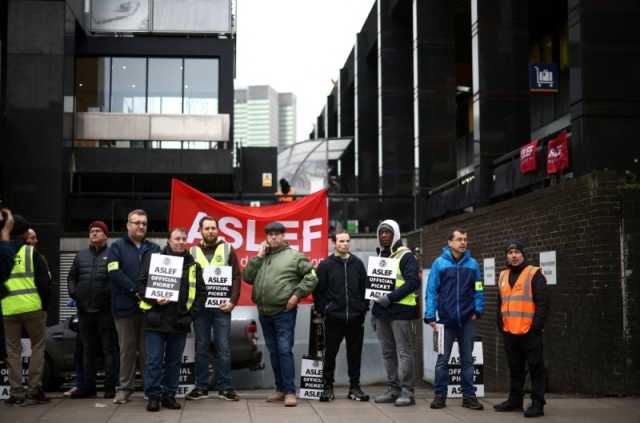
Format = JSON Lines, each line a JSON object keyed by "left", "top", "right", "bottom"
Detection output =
{"left": 483, "top": 258, "right": 496, "bottom": 286}
{"left": 539, "top": 251, "right": 557, "bottom": 285}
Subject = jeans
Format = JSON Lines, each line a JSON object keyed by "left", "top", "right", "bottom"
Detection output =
{"left": 374, "top": 318, "right": 416, "bottom": 393}
{"left": 194, "top": 309, "right": 232, "bottom": 390}
{"left": 144, "top": 330, "right": 187, "bottom": 400}
{"left": 259, "top": 308, "right": 297, "bottom": 394}
{"left": 434, "top": 319, "right": 476, "bottom": 398}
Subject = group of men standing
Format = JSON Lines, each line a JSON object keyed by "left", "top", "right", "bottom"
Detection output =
{"left": 1, "top": 204, "right": 547, "bottom": 418}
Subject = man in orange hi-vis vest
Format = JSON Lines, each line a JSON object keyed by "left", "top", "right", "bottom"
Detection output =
{"left": 494, "top": 241, "right": 548, "bottom": 418}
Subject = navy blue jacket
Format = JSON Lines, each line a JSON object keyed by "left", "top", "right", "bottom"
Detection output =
{"left": 107, "top": 237, "right": 160, "bottom": 318}
{"left": 425, "top": 247, "right": 484, "bottom": 328}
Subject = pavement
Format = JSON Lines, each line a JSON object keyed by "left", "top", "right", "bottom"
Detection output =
{"left": 2, "top": 387, "right": 639, "bottom": 423}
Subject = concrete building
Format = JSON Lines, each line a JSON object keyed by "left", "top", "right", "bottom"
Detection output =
{"left": 234, "top": 85, "right": 296, "bottom": 148}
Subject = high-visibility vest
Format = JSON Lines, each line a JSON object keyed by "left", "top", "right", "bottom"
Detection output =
{"left": 1, "top": 245, "right": 42, "bottom": 316}
{"left": 499, "top": 265, "right": 538, "bottom": 335}
{"left": 139, "top": 262, "right": 197, "bottom": 311}
{"left": 391, "top": 246, "right": 417, "bottom": 307}
{"left": 190, "top": 243, "right": 229, "bottom": 268}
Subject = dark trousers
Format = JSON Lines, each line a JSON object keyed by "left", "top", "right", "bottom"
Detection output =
{"left": 79, "top": 311, "right": 117, "bottom": 392}
{"left": 144, "top": 331, "right": 187, "bottom": 400}
{"left": 323, "top": 317, "right": 365, "bottom": 387}
{"left": 503, "top": 331, "right": 546, "bottom": 403}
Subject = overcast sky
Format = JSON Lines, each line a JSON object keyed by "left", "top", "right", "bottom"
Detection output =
{"left": 234, "top": 0, "right": 375, "bottom": 142}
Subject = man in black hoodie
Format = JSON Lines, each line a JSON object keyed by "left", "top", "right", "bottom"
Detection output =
{"left": 315, "top": 231, "right": 369, "bottom": 402}
{"left": 494, "top": 241, "right": 548, "bottom": 418}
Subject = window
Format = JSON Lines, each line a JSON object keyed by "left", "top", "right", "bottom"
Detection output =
{"left": 75, "top": 57, "right": 110, "bottom": 112}
{"left": 111, "top": 58, "right": 146, "bottom": 113}
{"left": 184, "top": 59, "right": 219, "bottom": 115}
{"left": 148, "top": 58, "right": 183, "bottom": 114}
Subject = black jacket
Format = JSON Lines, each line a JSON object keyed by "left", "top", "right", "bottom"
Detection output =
{"left": 68, "top": 244, "right": 110, "bottom": 313}
{"left": 314, "top": 253, "right": 369, "bottom": 322}
{"left": 137, "top": 246, "right": 206, "bottom": 334}
{"left": 496, "top": 262, "right": 548, "bottom": 333}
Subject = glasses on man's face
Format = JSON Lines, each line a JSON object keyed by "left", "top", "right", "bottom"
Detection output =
{"left": 128, "top": 221, "right": 147, "bottom": 227}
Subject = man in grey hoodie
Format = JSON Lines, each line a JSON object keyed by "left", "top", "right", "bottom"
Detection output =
{"left": 371, "top": 220, "right": 420, "bottom": 406}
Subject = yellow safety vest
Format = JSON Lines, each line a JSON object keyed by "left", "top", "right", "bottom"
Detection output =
{"left": 190, "top": 243, "right": 230, "bottom": 268}
{"left": 2, "top": 245, "right": 42, "bottom": 316}
{"left": 139, "top": 262, "right": 197, "bottom": 311}
{"left": 391, "top": 246, "right": 417, "bottom": 307}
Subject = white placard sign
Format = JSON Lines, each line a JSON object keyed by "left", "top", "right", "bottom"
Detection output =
{"left": 365, "top": 256, "right": 398, "bottom": 300}
{"left": 298, "top": 357, "right": 323, "bottom": 400}
{"left": 483, "top": 258, "right": 496, "bottom": 286}
{"left": 202, "top": 265, "right": 233, "bottom": 308}
{"left": 0, "top": 339, "right": 31, "bottom": 399}
{"left": 447, "top": 340, "right": 484, "bottom": 398}
{"left": 145, "top": 253, "right": 184, "bottom": 302}
{"left": 176, "top": 336, "right": 195, "bottom": 398}
{"left": 539, "top": 251, "right": 557, "bottom": 285}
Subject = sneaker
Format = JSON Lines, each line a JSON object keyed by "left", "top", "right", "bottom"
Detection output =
{"left": 462, "top": 396, "right": 484, "bottom": 410}
{"left": 63, "top": 387, "right": 78, "bottom": 397}
{"left": 347, "top": 385, "right": 369, "bottom": 401}
{"left": 394, "top": 389, "right": 415, "bottom": 407}
{"left": 284, "top": 393, "right": 297, "bottom": 407}
{"left": 374, "top": 388, "right": 400, "bottom": 404}
{"left": 146, "top": 399, "right": 160, "bottom": 412}
{"left": 319, "top": 385, "right": 335, "bottom": 402}
{"left": 4, "top": 396, "right": 25, "bottom": 406}
{"left": 430, "top": 395, "right": 447, "bottom": 409}
{"left": 161, "top": 397, "right": 182, "bottom": 409}
{"left": 186, "top": 388, "right": 209, "bottom": 400}
{"left": 524, "top": 400, "right": 545, "bottom": 418}
{"left": 113, "top": 390, "right": 133, "bottom": 404}
{"left": 494, "top": 398, "right": 523, "bottom": 412}
{"left": 70, "top": 388, "right": 97, "bottom": 399}
{"left": 266, "top": 391, "right": 285, "bottom": 402}
{"left": 24, "top": 388, "right": 49, "bottom": 405}
{"left": 217, "top": 389, "right": 240, "bottom": 401}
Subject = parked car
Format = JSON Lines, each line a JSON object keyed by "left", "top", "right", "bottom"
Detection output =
{"left": 43, "top": 314, "right": 262, "bottom": 391}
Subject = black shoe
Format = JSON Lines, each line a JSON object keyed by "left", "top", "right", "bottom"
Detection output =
{"left": 462, "top": 396, "right": 484, "bottom": 410}
{"left": 103, "top": 389, "right": 116, "bottom": 399}
{"left": 147, "top": 399, "right": 160, "bottom": 412}
{"left": 186, "top": 388, "right": 208, "bottom": 400}
{"left": 430, "top": 395, "right": 446, "bottom": 409}
{"left": 319, "top": 385, "right": 335, "bottom": 402}
{"left": 217, "top": 389, "right": 240, "bottom": 401}
{"left": 70, "top": 389, "right": 97, "bottom": 399}
{"left": 524, "top": 401, "right": 545, "bottom": 418}
{"left": 4, "top": 396, "right": 25, "bottom": 406}
{"left": 494, "top": 398, "right": 523, "bottom": 412}
{"left": 348, "top": 385, "right": 369, "bottom": 401}
{"left": 161, "top": 397, "right": 182, "bottom": 410}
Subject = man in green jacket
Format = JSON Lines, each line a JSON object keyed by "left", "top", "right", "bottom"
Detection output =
{"left": 243, "top": 221, "right": 318, "bottom": 407}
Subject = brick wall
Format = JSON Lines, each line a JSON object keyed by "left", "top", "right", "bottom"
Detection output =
{"left": 622, "top": 188, "right": 640, "bottom": 393}
{"left": 420, "top": 171, "right": 638, "bottom": 395}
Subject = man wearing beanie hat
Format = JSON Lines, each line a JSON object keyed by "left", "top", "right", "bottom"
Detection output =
{"left": 494, "top": 241, "right": 548, "bottom": 418}
{"left": 67, "top": 221, "right": 117, "bottom": 399}
{"left": 2, "top": 213, "right": 52, "bottom": 405}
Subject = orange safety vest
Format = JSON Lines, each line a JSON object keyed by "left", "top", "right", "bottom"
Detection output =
{"left": 499, "top": 265, "right": 538, "bottom": 335}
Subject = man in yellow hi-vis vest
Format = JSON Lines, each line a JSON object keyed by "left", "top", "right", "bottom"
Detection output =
{"left": 371, "top": 219, "right": 420, "bottom": 407}
{"left": 1, "top": 214, "right": 52, "bottom": 406}
{"left": 186, "top": 216, "right": 242, "bottom": 402}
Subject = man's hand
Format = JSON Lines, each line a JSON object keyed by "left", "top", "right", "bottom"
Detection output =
{"left": 429, "top": 321, "right": 436, "bottom": 329}
{"left": 286, "top": 294, "right": 299, "bottom": 311}
{"left": 219, "top": 301, "right": 235, "bottom": 313}
{"left": 257, "top": 241, "right": 268, "bottom": 258}
{"left": 157, "top": 298, "right": 170, "bottom": 305}
{"left": 1, "top": 208, "right": 14, "bottom": 241}
{"left": 373, "top": 295, "right": 391, "bottom": 308}
{"left": 471, "top": 314, "right": 477, "bottom": 320}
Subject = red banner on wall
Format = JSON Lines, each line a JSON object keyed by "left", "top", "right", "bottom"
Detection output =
{"left": 169, "top": 179, "right": 328, "bottom": 306}
{"left": 547, "top": 130, "right": 570, "bottom": 174}
{"left": 520, "top": 139, "right": 539, "bottom": 174}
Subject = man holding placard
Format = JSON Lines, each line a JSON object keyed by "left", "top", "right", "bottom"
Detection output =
{"left": 137, "top": 228, "right": 206, "bottom": 412}
{"left": 370, "top": 219, "right": 420, "bottom": 407}
{"left": 186, "top": 216, "right": 241, "bottom": 402}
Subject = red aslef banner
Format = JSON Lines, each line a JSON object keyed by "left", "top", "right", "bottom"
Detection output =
{"left": 547, "top": 130, "right": 569, "bottom": 174}
{"left": 520, "top": 139, "right": 539, "bottom": 174}
{"left": 169, "top": 179, "right": 328, "bottom": 306}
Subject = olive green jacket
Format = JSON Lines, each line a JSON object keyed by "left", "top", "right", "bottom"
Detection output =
{"left": 243, "top": 244, "right": 318, "bottom": 316}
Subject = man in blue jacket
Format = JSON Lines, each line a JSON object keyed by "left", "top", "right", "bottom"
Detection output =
{"left": 107, "top": 209, "right": 160, "bottom": 404}
{"left": 425, "top": 228, "right": 484, "bottom": 411}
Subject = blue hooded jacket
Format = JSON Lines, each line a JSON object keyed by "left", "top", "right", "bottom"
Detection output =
{"left": 424, "top": 247, "right": 484, "bottom": 328}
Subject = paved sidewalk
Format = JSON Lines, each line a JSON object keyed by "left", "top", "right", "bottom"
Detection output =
{"left": 1, "top": 387, "right": 639, "bottom": 423}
